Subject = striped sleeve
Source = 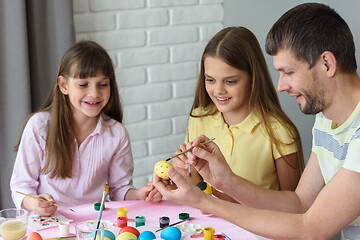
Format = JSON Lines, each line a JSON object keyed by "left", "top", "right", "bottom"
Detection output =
{"left": 343, "top": 129, "right": 360, "bottom": 172}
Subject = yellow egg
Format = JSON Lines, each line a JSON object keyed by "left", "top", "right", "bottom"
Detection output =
{"left": 26, "top": 232, "right": 43, "bottom": 240}
{"left": 155, "top": 160, "right": 173, "bottom": 179}
{"left": 116, "top": 232, "right": 138, "bottom": 240}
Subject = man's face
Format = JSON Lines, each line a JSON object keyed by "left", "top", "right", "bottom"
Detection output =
{"left": 273, "top": 49, "right": 326, "bottom": 115}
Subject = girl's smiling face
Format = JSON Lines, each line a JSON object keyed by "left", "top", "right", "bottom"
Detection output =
{"left": 204, "top": 56, "right": 251, "bottom": 125}
{"left": 58, "top": 71, "right": 110, "bottom": 122}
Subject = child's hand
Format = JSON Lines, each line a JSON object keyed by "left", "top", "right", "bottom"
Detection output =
{"left": 138, "top": 182, "right": 163, "bottom": 202}
{"left": 23, "top": 193, "right": 57, "bottom": 216}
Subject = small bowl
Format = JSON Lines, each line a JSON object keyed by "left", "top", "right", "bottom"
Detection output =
{"left": 0, "top": 208, "right": 29, "bottom": 240}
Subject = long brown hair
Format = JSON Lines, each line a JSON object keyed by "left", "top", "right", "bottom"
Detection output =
{"left": 14, "top": 40, "right": 123, "bottom": 178}
{"left": 191, "top": 27, "right": 304, "bottom": 172}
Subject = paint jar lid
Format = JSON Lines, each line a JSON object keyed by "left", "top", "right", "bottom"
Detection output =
{"left": 117, "top": 208, "right": 127, "bottom": 217}
{"left": 179, "top": 213, "right": 189, "bottom": 220}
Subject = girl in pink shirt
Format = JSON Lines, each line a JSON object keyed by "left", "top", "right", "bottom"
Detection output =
{"left": 10, "top": 41, "right": 161, "bottom": 216}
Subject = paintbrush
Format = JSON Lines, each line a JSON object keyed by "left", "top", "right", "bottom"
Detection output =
{"left": 92, "top": 184, "right": 109, "bottom": 240}
{"left": 165, "top": 138, "right": 215, "bottom": 176}
{"left": 16, "top": 191, "right": 74, "bottom": 212}
{"left": 165, "top": 138, "right": 215, "bottom": 162}
{"left": 155, "top": 217, "right": 191, "bottom": 232}
{"left": 44, "top": 236, "right": 76, "bottom": 240}
{"left": 221, "top": 232, "right": 232, "bottom": 240}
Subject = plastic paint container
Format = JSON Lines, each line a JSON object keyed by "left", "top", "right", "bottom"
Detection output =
{"left": 203, "top": 227, "right": 215, "bottom": 240}
{"left": 94, "top": 202, "right": 105, "bottom": 211}
{"left": 159, "top": 216, "right": 170, "bottom": 228}
{"left": 178, "top": 213, "right": 190, "bottom": 220}
{"left": 117, "top": 217, "right": 127, "bottom": 228}
{"left": 135, "top": 216, "right": 146, "bottom": 227}
{"left": 59, "top": 222, "right": 70, "bottom": 236}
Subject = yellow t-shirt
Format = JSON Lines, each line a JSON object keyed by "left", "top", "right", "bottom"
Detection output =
{"left": 186, "top": 108, "right": 298, "bottom": 190}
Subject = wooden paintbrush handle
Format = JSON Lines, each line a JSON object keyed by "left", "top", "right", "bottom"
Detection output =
{"left": 15, "top": 191, "right": 73, "bottom": 211}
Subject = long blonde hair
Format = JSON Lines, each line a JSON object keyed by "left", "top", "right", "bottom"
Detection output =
{"left": 191, "top": 27, "right": 304, "bottom": 172}
{"left": 15, "top": 40, "right": 123, "bottom": 178}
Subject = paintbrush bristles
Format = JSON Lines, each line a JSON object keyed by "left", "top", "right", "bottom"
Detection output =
{"left": 104, "top": 184, "right": 109, "bottom": 192}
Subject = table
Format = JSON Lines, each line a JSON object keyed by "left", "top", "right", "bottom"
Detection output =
{"left": 27, "top": 200, "right": 259, "bottom": 240}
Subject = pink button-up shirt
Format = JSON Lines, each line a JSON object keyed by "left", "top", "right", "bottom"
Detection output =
{"left": 10, "top": 112, "right": 134, "bottom": 208}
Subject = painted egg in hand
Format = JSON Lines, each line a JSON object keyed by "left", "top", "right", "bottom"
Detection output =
{"left": 154, "top": 161, "right": 173, "bottom": 179}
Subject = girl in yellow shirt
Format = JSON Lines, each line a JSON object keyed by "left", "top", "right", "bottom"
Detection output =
{"left": 172, "top": 27, "right": 304, "bottom": 196}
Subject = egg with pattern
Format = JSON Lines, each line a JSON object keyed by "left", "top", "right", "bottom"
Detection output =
{"left": 154, "top": 161, "right": 173, "bottom": 179}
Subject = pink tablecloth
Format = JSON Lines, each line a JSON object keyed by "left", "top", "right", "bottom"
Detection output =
{"left": 28, "top": 200, "right": 258, "bottom": 240}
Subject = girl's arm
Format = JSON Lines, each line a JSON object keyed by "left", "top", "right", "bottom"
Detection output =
{"left": 275, "top": 152, "right": 301, "bottom": 191}
{"left": 10, "top": 113, "right": 49, "bottom": 211}
{"left": 107, "top": 123, "right": 161, "bottom": 201}
{"left": 107, "top": 129, "right": 134, "bottom": 201}
{"left": 124, "top": 183, "right": 162, "bottom": 202}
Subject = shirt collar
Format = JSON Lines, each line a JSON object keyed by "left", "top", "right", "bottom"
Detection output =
{"left": 213, "top": 110, "right": 261, "bottom": 133}
{"left": 90, "top": 114, "right": 106, "bottom": 136}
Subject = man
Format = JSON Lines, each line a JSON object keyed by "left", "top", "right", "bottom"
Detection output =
{"left": 153, "top": 3, "right": 360, "bottom": 239}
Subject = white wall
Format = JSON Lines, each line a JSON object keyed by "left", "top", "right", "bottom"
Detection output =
{"left": 223, "top": 0, "right": 360, "bottom": 163}
{"left": 73, "top": 0, "right": 224, "bottom": 187}
{"left": 73, "top": 0, "right": 360, "bottom": 189}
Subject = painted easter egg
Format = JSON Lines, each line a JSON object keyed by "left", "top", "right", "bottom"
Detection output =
{"left": 118, "top": 226, "right": 140, "bottom": 237}
{"left": 116, "top": 232, "right": 138, "bottom": 240}
{"left": 154, "top": 161, "right": 173, "bottom": 179}
{"left": 160, "top": 226, "right": 182, "bottom": 240}
{"left": 138, "top": 231, "right": 156, "bottom": 240}
{"left": 26, "top": 232, "right": 43, "bottom": 240}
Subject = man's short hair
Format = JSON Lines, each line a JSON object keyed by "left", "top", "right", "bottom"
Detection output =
{"left": 265, "top": 3, "right": 357, "bottom": 73}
